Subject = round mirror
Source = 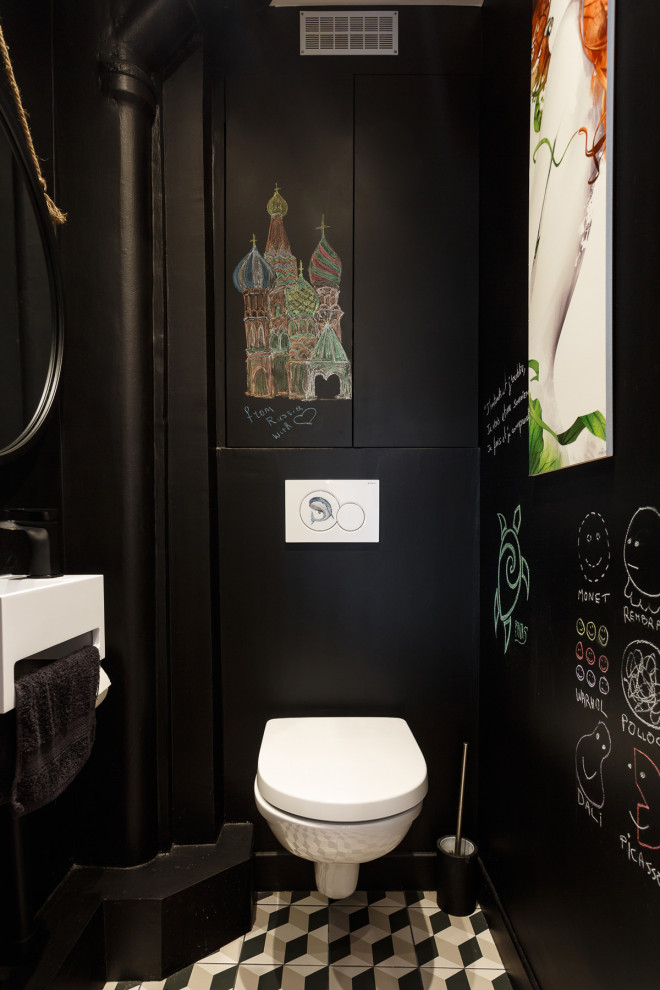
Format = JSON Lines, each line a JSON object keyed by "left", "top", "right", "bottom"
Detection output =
{"left": 0, "top": 84, "right": 62, "bottom": 461}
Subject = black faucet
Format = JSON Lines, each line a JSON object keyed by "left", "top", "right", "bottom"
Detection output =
{"left": 0, "top": 509, "right": 61, "bottom": 578}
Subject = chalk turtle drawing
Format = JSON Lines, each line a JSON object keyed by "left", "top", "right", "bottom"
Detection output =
{"left": 622, "top": 639, "right": 660, "bottom": 729}
{"left": 576, "top": 720, "right": 611, "bottom": 809}
{"left": 628, "top": 748, "right": 660, "bottom": 850}
{"left": 578, "top": 511, "right": 611, "bottom": 584}
{"left": 624, "top": 507, "right": 660, "bottom": 614}
{"left": 494, "top": 506, "right": 530, "bottom": 653}
{"left": 233, "top": 186, "right": 351, "bottom": 403}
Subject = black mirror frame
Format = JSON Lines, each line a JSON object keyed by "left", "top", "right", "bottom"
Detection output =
{"left": 0, "top": 78, "right": 63, "bottom": 463}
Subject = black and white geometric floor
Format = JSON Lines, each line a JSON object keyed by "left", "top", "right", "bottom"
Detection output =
{"left": 102, "top": 891, "right": 513, "bottom": 990}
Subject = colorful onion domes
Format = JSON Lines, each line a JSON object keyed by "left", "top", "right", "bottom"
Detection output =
{"left": 286, "top": 262, "right": 320, "bottom": 318}
{"left": 233, "top": 238, "right": 275, "bottom": 292}
{"left": 309, "top": 226, "right": 342, "bottom": 289}
{"left": 267, "top": 184, "right": 288, "bottom": 219}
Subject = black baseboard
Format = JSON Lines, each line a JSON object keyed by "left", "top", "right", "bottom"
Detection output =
{"left": 477, "top": 861, "right": 540, "bottom": 990}
{"left": 253, "top": 850, "right": 438, "bottom": 894}
{"left": 4, "top": 823, "right": 253, "bottom": 990}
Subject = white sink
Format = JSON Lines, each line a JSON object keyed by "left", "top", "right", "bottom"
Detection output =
{"left": 0, "top": 574, "right": 105, "bottom": 713}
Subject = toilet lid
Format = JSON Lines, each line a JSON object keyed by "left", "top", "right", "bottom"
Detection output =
{"left": 257, "top": 717, "right": 428, "bottom": 822}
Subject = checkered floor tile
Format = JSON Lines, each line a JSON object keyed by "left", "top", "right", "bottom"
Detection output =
{"left": 102, "top": 892, "right": 512, "bottom": 990}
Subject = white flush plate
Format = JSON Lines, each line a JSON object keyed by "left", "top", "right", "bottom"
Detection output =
{"left": 285, "top": 480, "right": 379, "bottom": 543}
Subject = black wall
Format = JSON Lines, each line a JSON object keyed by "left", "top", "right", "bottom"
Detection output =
{"left": 479, "top": 1, "right": 660, "bottom": 987}
{"left": 207, "top": 4, "right": 482, "bottom": 873}
{"left": 7, "top": 0, "right": 660, "bottom": 985}
{"left": 0, "top": 0, "right": 71, "bottom": 955}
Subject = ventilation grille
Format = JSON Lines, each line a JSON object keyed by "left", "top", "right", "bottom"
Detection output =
{"left": 300, "top": 11, "right": 398, "bottom": 56}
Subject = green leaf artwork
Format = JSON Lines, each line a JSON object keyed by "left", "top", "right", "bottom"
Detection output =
{"left": 528, "top": 362, "right": 606, "bottom": 476}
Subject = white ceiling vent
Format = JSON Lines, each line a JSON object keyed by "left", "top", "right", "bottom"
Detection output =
{"left": 300, "top": 11, "right": 398, "bottom": 55}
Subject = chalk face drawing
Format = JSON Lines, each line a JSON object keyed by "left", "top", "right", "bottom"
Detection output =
{"left": 578, "top": 511, "right": 611, "bottom": 584}
{"left": 629, "top": 748, "right": 660, "bottom": 850}
{"left": 576, "top": 622, "right": 610, "bottom": 697}
{"left": 494, "top": 505, "right": 530, "bottom": 653}
{"left": 233, "top": 186, "right": 351, "bottom": 403}
{"left": 624, "top": 507, "right": 660, "bottom": 613}
{"left": 576, "top": 720, "right": 611, "bottom": 809}
{"left": 622, "top": 640, "right": 660, "bottom": 729}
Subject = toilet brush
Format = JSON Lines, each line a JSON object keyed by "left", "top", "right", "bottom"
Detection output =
{"left": 454, "top": 742, "right": 468, "bottom": 855}
{"left": 436, "top": 741, "right": 478, "bottom": 915}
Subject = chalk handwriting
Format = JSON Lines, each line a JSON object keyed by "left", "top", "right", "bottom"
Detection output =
{"left": 577, "top": 787, "right": 603, "bottom": 827}
{"left": 483, "top": 362, "right": 528, "bottom": 456}
{"left": 243, "top": 403, "right": 318, "bottom": 441}
{"left": 514, "top": 621, "right": 528, "bottom": 645}
{"left": 576, "top": 687, "right": 607, "bottom": 715}
{"left": 621, "top": 714, "right": 660, "bottom": 748}
{"left": 624, "top": 607, "right": 660, "bottom": 631}
{"left": 620, "top": 833, "right": 660, "bottom": 887}
{"left": 578, "top": 588, "right": 611, "bottom": 605}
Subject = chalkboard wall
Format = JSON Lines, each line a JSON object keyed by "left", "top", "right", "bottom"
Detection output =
{"left": 478, "top": 1, "right": 660, "bottom": 987}
{"left": 208, "top": 4, "right": 482, "bottom": 880}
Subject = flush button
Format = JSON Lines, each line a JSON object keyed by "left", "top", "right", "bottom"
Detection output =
{"left": 285, "top": 480, "right": 379, "bottom": 543}
{"left": 300, "top": 490, "right": 339, "bottom": 532}
{"left": 337, "top": 502, "right": 365, "bottom": 532}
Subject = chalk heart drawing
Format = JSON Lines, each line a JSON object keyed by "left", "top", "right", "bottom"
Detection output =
{"left": 628, "top": 748, "right": 660, "bottom": 850}
{"left": 621, "top": 639, "right": 660, "bottom": 729}
{"left": 578, "top": 511, "right": 611, "bottom": 584}
{"left": 624, "top": 507, "right": 660, "bottom": 613}
{"left": 294, "top": 407, "right": 317, "bottom": 427}
{"left": 494, "top": 505, "right": 530, "bottom": 653}
{"left": 576, "top": 720, "right": 611, "bottom": 809}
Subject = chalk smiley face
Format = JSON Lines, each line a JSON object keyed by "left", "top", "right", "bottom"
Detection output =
{"left": 578, "top": 511, "right": 611, "bottom": 584}
{"left": 576, "top": 720, "right": 611, "bottom": 809}
{"left": 624, "top": 507, "right": 660, "bottom": 603}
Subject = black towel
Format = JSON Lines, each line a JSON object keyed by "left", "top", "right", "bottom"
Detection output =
{"left": 10, "top": 645, "right": 100, "bottom": 816}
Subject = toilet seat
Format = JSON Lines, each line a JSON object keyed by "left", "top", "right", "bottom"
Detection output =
{"left": 256, "top": 716, "right": 428, "bottom": 822}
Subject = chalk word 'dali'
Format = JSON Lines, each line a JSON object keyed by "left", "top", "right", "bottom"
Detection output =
{"left": 577, "top": 787, "right": 602, "bottom": 827}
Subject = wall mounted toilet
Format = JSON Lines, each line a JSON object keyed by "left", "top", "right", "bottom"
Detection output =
{"left": 254, "top": 716, "right": 428, "bottom": 899}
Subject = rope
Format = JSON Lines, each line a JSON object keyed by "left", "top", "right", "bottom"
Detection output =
{"left": 0, "top": 23, "right": 66, "bottom": 225}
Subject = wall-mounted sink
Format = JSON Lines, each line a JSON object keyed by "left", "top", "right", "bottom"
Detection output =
{"left": 0, "top": 574, "right": 105, "bottom": 713}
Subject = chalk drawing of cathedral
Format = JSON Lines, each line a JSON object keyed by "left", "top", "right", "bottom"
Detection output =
{"left": 233, "top": 185, "right": 352, "bottom": 401}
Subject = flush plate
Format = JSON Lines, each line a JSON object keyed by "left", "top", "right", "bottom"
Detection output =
{"left": 285, "top": 479, "right": 379, "bottom": 542}
{"left": 0, "top": 574, "right": 105, "bottom": 713}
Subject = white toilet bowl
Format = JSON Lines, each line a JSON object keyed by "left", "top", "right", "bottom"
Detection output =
{"left": 254, "top": 716, "right": 428, "bottom": 899}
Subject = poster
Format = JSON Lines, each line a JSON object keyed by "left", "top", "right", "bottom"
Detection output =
{"left": 528, "top": 0, "right": 613, "bottom": 475}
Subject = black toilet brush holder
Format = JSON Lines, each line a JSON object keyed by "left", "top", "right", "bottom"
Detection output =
{"left": 436, "top": 741, "right": 478, "bottom": 916}
{"left": 436, "top": 834, "right": 479, "bottom": 916}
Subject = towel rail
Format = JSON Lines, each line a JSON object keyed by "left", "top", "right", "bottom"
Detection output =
{"left": 0, "top": 574, "right": 105, "bottom": 713}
